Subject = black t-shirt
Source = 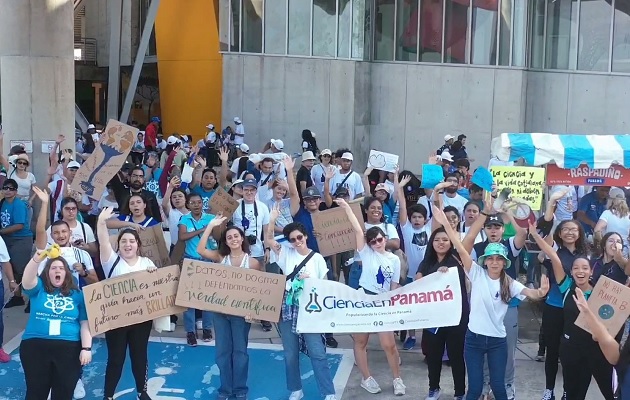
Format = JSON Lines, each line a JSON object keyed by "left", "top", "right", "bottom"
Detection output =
{"left": 296, "top": 166, "right": 314, "bottom": 200}
{"left": 419, "top": 254, "right": 469, "bottom": 325}
{"left": 558, "top": 276, "right": 594, "bottom": 346}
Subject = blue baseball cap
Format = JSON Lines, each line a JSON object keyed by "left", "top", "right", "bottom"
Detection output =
{"left": 151, "top": 116, "right": 161, "bottom": 123}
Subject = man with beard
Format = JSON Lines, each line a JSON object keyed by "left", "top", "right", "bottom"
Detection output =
{"left": 419, "top": 174, "right": 468, "bottom": 217}
{"left": 111, "top": 166, "right": 162, "bottom": 222}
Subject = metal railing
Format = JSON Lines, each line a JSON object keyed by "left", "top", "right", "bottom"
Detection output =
{"left": 74, "top": 38, "right": 97, "bottom": 64}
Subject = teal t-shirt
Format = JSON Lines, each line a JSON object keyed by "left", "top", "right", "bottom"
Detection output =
{"left": 179, "top": 213, "right": 218, "bottom": 259}
{"left": 0, "top": 197, "right": 32, "bottom": 238}
{"left": 22, "top": 278, "right": 87, "bottom": 342}
{"left": 191, "top": 186, "right": 216, "bottom": 213}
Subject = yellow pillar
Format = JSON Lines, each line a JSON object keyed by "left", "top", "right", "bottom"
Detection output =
{"left": 155, "top": 0, "right": 221, "bottom": 141}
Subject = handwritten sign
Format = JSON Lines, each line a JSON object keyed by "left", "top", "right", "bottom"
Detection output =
{"left": 71, "top": 119, "right": 137, "bottom": 200}
{"left": 83, "top": 265, "right": 185, "bottom": 334}
{"left": 421, "top": 164, "right": 444, "bottom": 189}
{"left": 490, "top": 166, "right": 545, "bottom": 210}
{"left": 110, "top": 225, "right": 171, "bottom": 268}
{"left": 471, "top": 166, "right": 495, "bottom": 192}
{"left": 208, "top": 187, "right": 239, "bottom": 218}
{"left": 575, "top": 276, "right": 630, "bottom": 336}
{"left": 312, "top": 207, "right": 358, "bottom": 257}
{"left": 175, "top": 259, "right": 285, "bottom": 321}
{"left": 367, "top": 150, "right": 399, "bottom": 173}
{"left": 546, "top": 163, "right": 630, "bottom": 187}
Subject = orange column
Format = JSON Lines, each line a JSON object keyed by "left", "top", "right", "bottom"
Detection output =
{"left": 155, "top": 0, "right": 221, "bottom": 141}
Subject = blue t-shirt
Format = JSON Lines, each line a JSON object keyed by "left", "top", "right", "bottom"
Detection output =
{"left": 22, "top": 278, "right": 87, "bottom": 342}
{"left": 577, "top": 191, "right": 607, "bottom": 235}
{"left": 382, "top": 198, "right": 397, "bottom": 225}
{"left": 179, "top": 213, "right": 218, "bottom": 259}
{"left": 292, "top": 206, "right": 319, "bottom": 253}
{"left": 191, "top": 186, "right": 216, "bottom": 213}
{"left": 0, "top": 197, "right": 32, "bottom": 237}
{"left": 117, "top": 215, "right": 160, "bottom": 228}
{"left": 545, "top": 247, "right": 580, "bottom": 308}
{"left": 142, "top": 166, "right": 163, "bottom": 198}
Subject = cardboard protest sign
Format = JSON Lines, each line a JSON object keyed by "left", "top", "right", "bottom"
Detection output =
{"left": 490, "top": 166, "right": 545, "bottom": 210}
{"left": 312, "top": 207, "right": 358, "bottom": 257}
{"left": 471, "top": 166, "right": 494, "bottom": 192}
{"left": 175, "top": 259, "right": 285, "bottom": 321}
{"left": 575, "top": 276, "right": 630, "bottom": 336}
{"left": 110, "top": 225, "right": 171, "bottom": 268}
{"left": 83, "top": 265, "right": 185, "bottom": 334}
{"left": 208, "top": 187, "right": 239, "bottom": 218}
{"left": 546, "top": 163, "right": 630, "bottom": 186}
{"left": 367, "top": 150, "right": 399, "bottom": 173}
{"left": 297, "top": 267, "right": 462, "bottom": 333}
{"left": 71, "top": 119, "right": 138, "bottom": 200}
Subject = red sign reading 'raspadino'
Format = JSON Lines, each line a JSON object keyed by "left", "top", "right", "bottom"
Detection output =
{"left": 546, "top": 164, "right": 630, "bottom": 187}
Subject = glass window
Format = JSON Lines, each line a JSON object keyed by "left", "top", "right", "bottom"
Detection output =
{"left": 230, "top": 0, "right": 241, "bottom": 51}
{"left": 471, "top": 0, "right": 497, "bottom": 65}
{"left": 265, "top": 0, "right": 287, "bottom": 54}
{"left": 219, "top": 0, "right": 231, "bottom": 51}
{"left": 374, "top": 0, "right": 395, "bottom": 60}
{"left": 545, "top": 0, "right": 578, "bottom": 70}
{"left": 352, "top": 0, "right": 370, "bottom": 59}
{"left": 530, "top": 0, "right": 546, "bottom": 68}
{"left": 313, "top": 0, "right": 338, "bottom": 57}
{"left": 338, "top": 0, "right": 351, "bottom": 58}
{"left": 242, "top": 0, "right": 263, "bottom": 53}
{"left": 444, "top": 0, "right": 470, "bottom": 63}
{"left": 289, "top": 0, "right": 311, "bottom": 55}
{"left": 511, "top": 0, "right": 527, "bottom": 66}
{"left": 577, "top": 1, "right": 612, "bottom": 71}
{"left": 613, "top": 4, "right": 630, "bottom": 72}
{"left": 418, "top": 0, "right": 443, "bottom": 62}
{"left": 396, "top": 0, "right": 419, "bottom": 61}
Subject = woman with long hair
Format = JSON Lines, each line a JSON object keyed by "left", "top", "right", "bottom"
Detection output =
{"left": 301, "top": 129, "right": 319, "bottom": 155}
{"left": 3, "top": 153, "right": 35, "bottom": 203}
{"left": 264, "top": 179, "right": 294, "bottom": 234}
{"left": 106, "top": 194, "right": 159, "bottom": 231}
{"left": 197, "top": 217, "right": 261, "bottom": 400}
{"left": 19, "top": 250, "right": 92, "bottom": 400}
{"left": 265, "top": 211, "right": 337, "bottom": 400}
{"left": 459, "top": 201, "right": 486, "bottom": 243}
{"left": 97, "top": 207, "right": 158, "bottom": 400}
{"left": 415, "top": 227, "right": 469, "bottom": 400}
{"left": 311, "top": 149, "right": 333, "bottom": 194}
{"left": 595, "top": 187, "right": 630, "bottom": 246}
{"left": 530, "top": 226, "right": 614, "bottom": 400}
{"left": 338, "top": 199, "right": 406, "bottom": 396}
{"left": 432, "top": 205, "right": 548, "bottom": 400}
{"left": 162, "top": 176, "right": 189, "bottom": 252}
{"left": 591, "top": 231, "right": 629, "bottom": 285}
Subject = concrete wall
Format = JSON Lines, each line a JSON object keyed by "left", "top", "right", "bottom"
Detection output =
{"left": 84, "top": 0, "right": 135, "bottom": 67}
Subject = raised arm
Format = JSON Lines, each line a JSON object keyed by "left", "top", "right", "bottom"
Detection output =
{"left": 323, "top": 166, "right": 336, "bottom": 208}
{"left": 501, "top": 210, "right": 527, "bottom": 250}
{"left": 462, "top": 192, "right": 493, "bottom": 253}
{"left": 520, "top": 274, "right": 550, "bottom": 299}
{"left": 397, "top": 175, "right": 412, "bottom": 224}
{"left": 190, "top": 156, "right": 206, "bottom": 188}
{"left": 33, "top": 187, "right": 50, "bottom": 250}
{"left": 337, "top": 198, "right": 366, "bottom": 251}
{"left": 97, "top": 207, "right": 116, "bottom": 264}
{"left": 529, "top": 222, "right": 566, "bottom": 283}
{"left": 362, "top": 167, "right": 373, "bottom": 196}
{"left": 283, "top": 156, "right": 301, "bottom": 217}
{"left": 432, "top": 205, "right": 473, "bottom": 272}
{"left": 265, "top": 205, "right": 281, "bottom": 253}
{"left": 196, "top": 216, "right": 226, "bottom": 261}
{"left": 22, "top": 250, "right": 47, "bottom": 290}
{"left": 218, "top": 147, "right": 229, "bottom": 187}
{"left": 162, "top": 176, "right": 180, "bottom": 217}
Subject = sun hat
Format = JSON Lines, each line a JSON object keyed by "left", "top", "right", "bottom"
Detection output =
{"left": 478, "top": 242, "right": 511, "bottom": 269}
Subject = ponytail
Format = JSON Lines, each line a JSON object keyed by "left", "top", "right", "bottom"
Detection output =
{"left": 499, "top": 269, "right": 514, "bottom": 304}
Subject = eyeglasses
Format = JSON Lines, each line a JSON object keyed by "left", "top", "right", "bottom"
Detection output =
{"left": 16, "top": 161, "right": 28, "bottom": 166}
{"left": 369, "top": 236, "right": 385, "bottom": 245}
{"left": 288, "top": 234, "right": 304, "bottom": 243}
{"left": 2, "top": 186, "right": 16, "bottom": 191}
{"left": 322, "top": 154, "right": 332, "bottom": 158}
{"left": 561, "top": 227, "right": 579, "bottom": 233}
{"left": 63, "top": 206, "right": 77, "bottom": 212}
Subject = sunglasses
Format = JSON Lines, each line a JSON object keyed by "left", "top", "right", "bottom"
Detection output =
{"left": 2, "top": 186, "right": 16, "bottom": 191}
{"left": 288, "top": 234, "right": 304, "bottom": 243}
{"left": 369, "top": 236, "right": 385, "bottom": 245}
{"left": 16, "top": 161, "right": 29, "bottom": 166}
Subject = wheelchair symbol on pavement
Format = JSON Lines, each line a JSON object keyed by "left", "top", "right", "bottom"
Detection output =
{"left": 113, "top": 368, "right": 185, "bottom": 399}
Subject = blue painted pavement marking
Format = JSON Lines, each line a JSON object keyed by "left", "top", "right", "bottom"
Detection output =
{"left": 0, "top": 336, "right": 354, "bottom": 400}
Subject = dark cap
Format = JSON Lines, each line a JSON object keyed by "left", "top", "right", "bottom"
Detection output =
{"left": 242, "top": 178, "right": 258, "bottom": 189}
{"left": 334, "top": 186, "right": 349, "bottom": 198}
{"left": 302, "top": 186, "right": 321, "bottom": 199}
{"left": 485, "top": 215, "right": 504, "bottom": 227}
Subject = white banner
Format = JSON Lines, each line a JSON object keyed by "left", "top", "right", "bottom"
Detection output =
{"left": 296, "top": 268, "right": 462, "bottom": 333}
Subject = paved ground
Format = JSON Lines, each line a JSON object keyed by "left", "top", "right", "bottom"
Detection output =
{"left": 1, "top": 276, "right": 604, "bottom": 399}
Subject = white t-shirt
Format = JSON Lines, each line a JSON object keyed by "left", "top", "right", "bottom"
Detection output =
{"left": 358, "top": 246, "right": 401, "bottom": 294}
{"left": 277, "top": 247, "right": 328, "bottom": 290}
{"left": 47, "top": 221, "right": 96, "bottom": 245}
{"left": 401, "top": 221, "right": 431, "bottom": 278}
{"left": 102, "top": 252, "right": 155, "bottom": 279}
{"left": 599, "top": 210, "right": 630, "bottom": 238}
{"left": 231, "top": 200, "right": 270, "bottom": 258}
{"left": 459, "top": 223, "right": 487, "bottom": 245}
{"left": 355, "top": 222, "right": 399, "bottom": 262}
{"left": 466, "top": 261, "right": 525, "bottom": 337}
{"left": 430, "top": 192, "right": 468, "bottom": 215}
{"left": 48, "top": 179, "right": 91, "bottom": 221}
{"left": 328, "top": 170, "right": 364, "bottom": 200}
{"left": 551, "top": 185, "right": 585, "bottom": 221}
{"left": 230, "top": 156, "right": 249, "bottom": 177}
{"left": 37, "top": 246, "right": 94, "bottom": 282}
{"left": 0, "top": 236, "right": 11, "bottom": 279}
{"left": 9, "top": 170, "right": 36, "bottom": 200}
{"left": 311, "top": 164, "right": 328, "bottom": 194}
{"left": 234, "top": 124, "right": 245, "bottom": 145}
{"left": 168, "top": 208, "right": 189, "bottom": 245}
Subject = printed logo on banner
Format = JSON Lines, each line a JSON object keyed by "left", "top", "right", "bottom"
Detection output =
{"left": 304, "top": 288, "right": 322, "bottom": 313}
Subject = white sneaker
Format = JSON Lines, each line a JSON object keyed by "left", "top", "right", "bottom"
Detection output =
{"left": 163, "top": 322, "right": 175, "bottom": 332}
{"left": 74, "top": 378, "right": 86, "bottom": 399}
{"left": 425, "top": 388, "right": 441, "bottom": 400}
{"left": 324, "top": 395, "right": 338, "bottom": 400}
{"left": 47, "top": 390, "right": 51, "bottom": 400}
{"left": 196, "top": 320, "right": 203, "bottom": 330}
{"left": 361, "top": 376, "right": 382, "bottom": 394}
{"left": 393, "top": 377, "right": 406, "bottom": 396}
{"left": 288, "top": 389, "right": 304, "bottom": 400}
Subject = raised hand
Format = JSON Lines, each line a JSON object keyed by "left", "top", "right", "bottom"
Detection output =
{"left": 324, "top": 165, "right": 336, "bottom": 180}
{"left": 270, "top": 203, "right": 281, "bottom": 221}
{"left": 209, "top": 214, "right": 228, "bottom": 228}
{"left": 572, "top": 287, "right": 589, "bottom": 314}
{"left": 56, "top": 134, "right": 66, "bottom": 144}
{"left": 539, "top": 275, "right": 550, "bottom": 296}
{"left": 431, "top": 205, "right": 449, "bottom": 227}
{"left": 219, "top": 147, "right": 229, "bottom": 162}
{"left": 334, "top": 198, "right": 350, "bottom": 209}
{"left": 32, "top": 186, "right": 49, "bottom": 203}
{"left": 98, "top": 207, "right": 116, "bottom": 222}
{"left": 399, "top": 174, "right": 412, "bottom": 187}
{"left": 283, "top": 155, "right": 295, "bottom": 171}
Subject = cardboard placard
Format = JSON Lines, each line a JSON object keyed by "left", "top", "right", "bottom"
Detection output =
{"left": 420, "top": 164, "right": 444, "bottom": 189}
{"left": 71, "top": 119, "right": 138, "bottom": 200}
{"left": 175, "top": 259, "right": 285, "bottom": 321}
{"left": 575, "top": 276, "right": 630, "bottom": 336}
{"left": 83, "top": 265, "right": 185, "bottom": 334}
{"left": 312, "top": 207, "right": 358, "bottom": 257}
{"left": 471, "top": 166, "right": 495, "bottom": 192}
{"left": 367, "top": 150, "right": 399, "bottom": 173}
{"left": 546, "top": 163, "right": 630, "bottom": 187}
{"left": 490, "top": 166, "right": 545, "bottom": 210}
{"left": 110, "top": 225, "right": 171, "bottom": 268}
{"left": 208, "top": 187, "right": 239, "bottom": 218}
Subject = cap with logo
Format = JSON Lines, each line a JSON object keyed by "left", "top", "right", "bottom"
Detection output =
{"left": 334, "top": 186, "right": 349, "bottom": 198}
{"left": 302, "top": 186, "right": 322, "bottom": 199}
{"left": 484, "top": 215, "right": 504, "bottom": 227}
{"left": 242, "top": 178, "right": 258, "bottom": 189}
{"left": 374, "top": 183, "right": 391, "bottom": 194}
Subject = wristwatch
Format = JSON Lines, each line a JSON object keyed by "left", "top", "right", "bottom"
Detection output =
{"left": 81, "top": 347, "right": 92, "bottom": 351}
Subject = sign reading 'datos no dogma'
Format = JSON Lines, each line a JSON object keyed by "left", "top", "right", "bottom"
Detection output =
{"left": 296, "top": 268, "right": 462, "bottom": 333}
{"left": 575, "top": 276, "right": 630, "bottom": 336}
{"left": 83, "top": 265, "right": 184, "bottom": 335}
{"left": 71, "top": 119, "right": 138, "bottom": 200}
{"left": 490, "top": 166, "right": 546, "bottom": 210}
{"left": 312, "top": 207, "right": 359, "bottom": 257}
{"left": 175, "top": 259, "right": 285, "bottom": 322}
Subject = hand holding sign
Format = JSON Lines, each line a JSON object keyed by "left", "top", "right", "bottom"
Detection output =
{"left": 421, "top": 164, "right": 444, "bottom": 189}
{"left": 471, "top": 167, "right": 495, "bottom": 192}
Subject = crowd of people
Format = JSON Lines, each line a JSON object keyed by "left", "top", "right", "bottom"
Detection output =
{"left": 0, "top": 119, "right": 630, "bottom": 400}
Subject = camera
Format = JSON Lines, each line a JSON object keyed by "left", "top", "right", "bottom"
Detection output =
{"left": 246, "top": 235, "right": 258, "bottom": 245}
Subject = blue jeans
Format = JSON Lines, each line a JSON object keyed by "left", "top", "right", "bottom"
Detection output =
{"left": 183, "top": 309, "right": 213, "bottom": 333}
{"left": 278, "top": 319, "right": 335, "bottom": 396}
{"left": 213, "top": 313, "right": 251, "bottom": 399}
{"left": 464, "top": 329, "right": 508, "bottom": 400}
{"left": 348, "top": 262, "right": 361, "bottom": 289}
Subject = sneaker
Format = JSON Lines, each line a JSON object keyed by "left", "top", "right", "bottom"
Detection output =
{"left": 202, "top": 329, "right": 213, "bottom": 342}
{"left": 261, "top": 321, "right": 272, "bottom": 332}
{"left": 403, "top": 337, "right": 416, "bottom": 350}
{"left": 324, "top": 396, "right": 338, "bottom": 400}
{"left": 0, "top": 348, "right": 10, "bottom": 363}
{"left": 24, "top": 302, "right": 30, "bottom": 313}
{"left": 4, "top": 296, "right": 24, "bottom": 308}
{"left": 541, "top": 389, "right": 555, "bottom": 400}
{"left": 535, "top": 353, "right": 545, "bottom": 362}
{"left": 361, "top": 376, "right": 381, "bottom": 394}
{"left": 186, "top": 332, "right": 197, "bottom": 347}
{"left": 288, "top": 390, "right": 304, "bottom": 400}
{"left": 195, "top": 320, "right": 202, "bottom": 330}
{"left": 561, "top": 392, "right": 566, "bottom": 400}
{"left": 425, "top": 388, "right": 441, "bottom": 400}
{"left": 325, "top": 336, "right": 338, "bottom": 348}
{"left": 74, "top": 378, "right": 86, "bottom": 399}
{"left": 393, "top": 377, "right": 406, "bottom": 396}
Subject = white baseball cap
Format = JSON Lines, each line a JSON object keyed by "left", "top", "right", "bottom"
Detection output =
{"left": 87, "top": 124, "right": 96, "bottom": 130}
{"left": 67, "top": 161, "right": 81, "bottom": 169}
{"left": 320, "top": 149, "right": 332, "bottom": 156}
{"left": 206, "top": 123, "right": 215, "bottom": 130}
{"left": 440, "top": 151, "right": 454, "bottom": 162}
{"left": 341, "top": 152, "right": 354, "bottom": 161}
{"left": 237, "top": 143, "right": 250, "bottom": 153}
{"left": 270, "top": 139, "right": 284, "bottom": 150}
{"left": 166, "top": 135, "right": 180, "bottom": 145}
{"left": 234, "top": 117, "right": 241, "bottom": 123}
{"left": 444, "top": 134, "right": 455, "bottom": 141}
